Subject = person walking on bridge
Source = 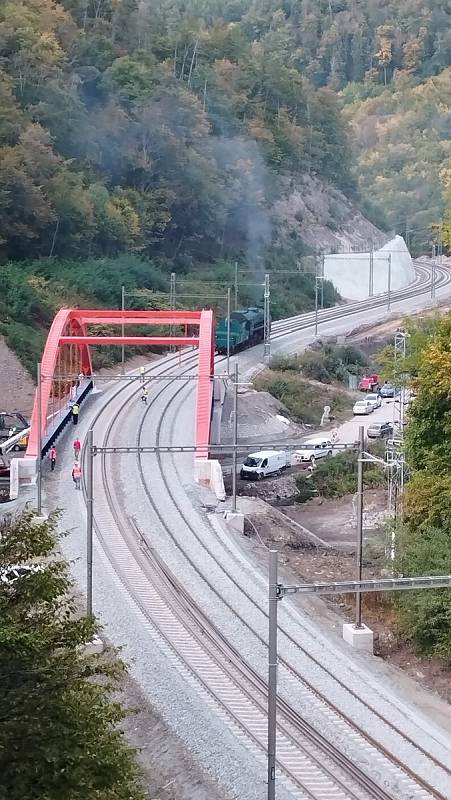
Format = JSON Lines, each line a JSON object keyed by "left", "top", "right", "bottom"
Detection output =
{"left": 49, "top": 446, "right": 57, "bottom": 472}
{"left": 73, "top": 438, "right": 81, "bottom": 460}
{"left": 71, "top": 403, "right": 80, "bottom": 425}
{"left": 72, "top": 462, "right": 81, "bottom": 490}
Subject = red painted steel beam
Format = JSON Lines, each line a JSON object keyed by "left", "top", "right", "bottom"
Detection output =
{"left": 77, "top": 316, "right": 200, "bottom": 327}
{"left": 195, "top": 308, "right": 215, "bottom": 459}
{"left": 70, "top": 309, "right": 202, "bottom": 326}
{"left": 59, "top": 336, "right": 199, "bottom": 346}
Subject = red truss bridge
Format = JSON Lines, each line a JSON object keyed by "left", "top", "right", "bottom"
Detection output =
{"left": 26, "top": 307, "right": 215, "bottom": 460}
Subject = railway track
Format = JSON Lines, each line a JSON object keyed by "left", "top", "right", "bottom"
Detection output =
{"left": 136, "top": 366, "right": 451, "bottom": 799}
{"left": 82, "top": 263, "right": 451, "bottom": 800}
{"left": 269, "top": 261, "right": 450, "bottom": 341}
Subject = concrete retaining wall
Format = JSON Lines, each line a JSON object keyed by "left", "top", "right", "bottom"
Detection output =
{"left": 324, "top": 236, "right": 414, "bottom": 301}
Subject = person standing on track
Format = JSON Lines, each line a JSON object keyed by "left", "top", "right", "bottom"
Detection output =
{"left": 71, "top": 403, "right": 80, "bottom": 425}
{"left": 49, "top": 446, "right": 57, "bottom": 471}
{"left": 139, "top": 365, "right": 145, "bottom": 383}
{"left": 73, "top": 438, "right": 81, "bottom": 460}
{"left": 140, "top": 387, "right": 148, "bottom": 404}
{"left": 72, "top": 462, "right": 81, "bottom": 489}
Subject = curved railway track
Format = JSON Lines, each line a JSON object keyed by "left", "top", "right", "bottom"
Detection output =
{"left": 82, "top": 263, "right": 451, "bottom": 800}
{"left": 269, "top": 261, "right": 450, "bottom": 341}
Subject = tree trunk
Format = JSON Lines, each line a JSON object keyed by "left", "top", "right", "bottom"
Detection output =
{"left": 187, "top": 40, "right": 199, "bottom": 87}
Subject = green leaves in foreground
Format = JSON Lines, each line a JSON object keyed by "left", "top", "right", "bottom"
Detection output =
{"left": 0, "top": 511, "right": 146, "bottom": 800}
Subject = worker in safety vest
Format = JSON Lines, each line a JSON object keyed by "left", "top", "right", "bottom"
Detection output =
{"left": 139, "top": 365, "right": 145, "bottom": 383}
{"left": 73, "top": 438, "right": 81, "bottom": 459}
{"left": 71, "top": 403, "right": 80, "bottom": 425}
{"left": 49, "top": 446, "right": 57, "bottom": 472}
{"left": 72, "top": 463, "right": 82, "bottom": 489}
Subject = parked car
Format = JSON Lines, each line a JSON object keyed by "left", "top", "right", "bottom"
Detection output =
{"left": 353, "top": 399, "right": 374, "bottom": 415}
{"left": 365, "top": 392, "right": 382, "bottom": 410}
{"left": 0, "top": 412, "right": 29, "bottom": 441}
{"left": 0, "top": 457, "right": 10, "bottom": 478}
{"left": 358, "top": 374, "right": 380, "bottom": 392}
{"left": 240, "top": 450, "right": 289, "bottom": 480}
{"left": 379, "top": 383, "right": 395, "bottom": 398}
{"left": 9, "top": 432, "right": 28, "bottom": 452}
{"left": 367, "top": 422, "right": 393, "bottom": 439}
{"left": 292, "top": 437, "right": 333, "bottom": 465}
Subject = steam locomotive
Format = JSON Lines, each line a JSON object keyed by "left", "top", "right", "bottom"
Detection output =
{"left": 215, "top": 307, "right": 265, "bottom": 354}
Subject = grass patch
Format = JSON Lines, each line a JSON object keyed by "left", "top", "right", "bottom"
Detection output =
{"left": 253, "top": 369, "right": 354, "bottom": 425}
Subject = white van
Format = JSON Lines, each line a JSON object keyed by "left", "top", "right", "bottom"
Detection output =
{"left": 240, "top": 450, "right": 288, "bottom": 480}
{"left": 291, "top": 437, "right": 333, "bottom": 465}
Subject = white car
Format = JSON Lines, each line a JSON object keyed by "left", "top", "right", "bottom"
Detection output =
{"left": 353, "top": 399, "right": 374, "bottom": 415}
{"left": 292, "top": 437, "right": 333, "bottom": 464}
{"left": 365, "top": 392, "right": 382, "bottom": 410}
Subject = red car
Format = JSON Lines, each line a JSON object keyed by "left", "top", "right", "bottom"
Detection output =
{"left": 358, "top": 373, "right": 380, "bottom": 392}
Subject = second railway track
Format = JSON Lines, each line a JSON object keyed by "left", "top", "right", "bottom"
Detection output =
{"left": 81, "top": 264, "right": 451, "bottom": 800}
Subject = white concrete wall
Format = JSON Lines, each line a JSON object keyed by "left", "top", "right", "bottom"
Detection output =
{"left": 323, "top": 236, "right": 415, "bottom": 301}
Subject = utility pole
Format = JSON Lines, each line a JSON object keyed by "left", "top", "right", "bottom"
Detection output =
{"left": 388, "top": 330, "right": 408, "bottom": 560}
{"left": 263, "top": 273, "right": 271, "bottom": 363}
{"left": 36, "top": 362, "right": 42, "bottom": 516}
{"left": 355, "top": 426, "right": 364, "bottom": 629}
{"left": 387, "top": 253, "right": 392, "bottom": 311}
{"left": 170, "top": 272, "right": 176, "bottom": 352}
{"left": 368, "top": 242, "right": 374, "bottom": 298}
{"left": 431, "top": 244, "right": 436, "bottom": 299}
{"left": 320, "top": 251, "right": 324, "bottom": 309}
{"left": 232, "top": 362, "right": 238, "bottom": 513}
{"left": 267, "top": 549, "right": 278, "bottom": 800}
{"left": 86, "top": 428, "right": 94, "bottom": 617}
{"left": 234, "top": 261, "right": 238, "bottom": 310}
{"left": 226, "top": 287, "right": 231, "bottom": 376}
{"left": 121, "top": 285, "right": 125, "bottom": 374}
{"left": 314, "top": 257, "right": 319, "bottom": 336}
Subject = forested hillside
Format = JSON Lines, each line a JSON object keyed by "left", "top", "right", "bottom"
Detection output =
{"left": 0, "top": 0, "right": 354, "bottom": 265}
{"left": 0, "top": 0, "right": 450, "bottom": 372}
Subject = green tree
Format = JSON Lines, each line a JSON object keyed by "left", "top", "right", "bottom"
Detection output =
{"left": 0, "top": 511, "right": 146, "bottom": 800}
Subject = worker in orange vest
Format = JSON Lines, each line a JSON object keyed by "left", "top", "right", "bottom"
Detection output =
{"left": 72, "top": 462, "right": 82, "bottom": 489}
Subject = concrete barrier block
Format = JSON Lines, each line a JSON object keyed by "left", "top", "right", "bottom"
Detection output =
{"left": 342, "top": 622, "right": 374, "bottom": 653}
{"left": 194, "top": 458, "right": 211, "bottom": 485}
{"left": 194, "top": 458, "right": 226, "bottom": 501}
{"left": 9, "top": 458, "right": 20, "bottom": 500}
{"left": 210, "top": 459, "right": 226, "bottom": 501}
{"left": 224, "top": 511, "right": 244, "bottom": 535}
{"left": 81, "top": 635, "right": 104, "bottom": 656}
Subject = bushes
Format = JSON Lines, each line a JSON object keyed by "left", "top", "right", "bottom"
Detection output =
{"left": 395, "top": 524, "right": 451, "bottom": 659}
{"left": 269, "top": 342, "right": 369, "bottom": 385}
{"left": 297, "top": 342, "right": 369, "bottom": 384}
{"left": 254, "top": 370, "right": 353, "bottom": 425}
{"left": 295, "top": 441, "right": 386, "bottom": 502}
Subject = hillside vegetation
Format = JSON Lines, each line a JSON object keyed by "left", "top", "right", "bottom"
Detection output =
{"left": 0, "top": 0, "right": 450, "bottom": 373}
{"left": 379, "top": 314, "right": 451, "bottom": 660}
{"left": 0, "top": 0, "right": 353, "bottom": 265}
